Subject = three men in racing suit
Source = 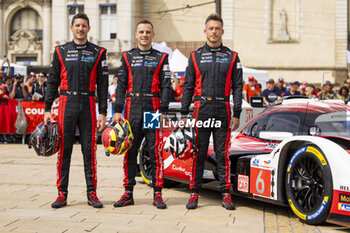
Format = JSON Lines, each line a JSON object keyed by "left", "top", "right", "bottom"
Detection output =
{"left": 113, "top": 20, "right": 171, "bottom": 209}
{"left": 44, "top": 13, "right": 108, "bottom": 208}
{"left": 181, "top": 14, "right": 243, "bottom": 210}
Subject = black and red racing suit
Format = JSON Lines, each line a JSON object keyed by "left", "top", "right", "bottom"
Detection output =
{"left": 45, "top": 41, "right": 108, "bottom": 193}
{"left": 115, "top": 47, "right": 171, "bottom": 192}
{"left": 181, "top": 43, "right": 243, "bottom": 193}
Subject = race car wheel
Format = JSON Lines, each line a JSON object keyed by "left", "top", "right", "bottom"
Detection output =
{"left": 285, "top": 144, "right": 332, "bottom": 225}
{"left": 139, "top": 138, "right": 180, "bottom": 188}
{"left": 139, "top": 139, "right": 152, "bottom": 185}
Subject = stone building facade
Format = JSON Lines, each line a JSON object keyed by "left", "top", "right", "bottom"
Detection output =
{"left": 0, "top": 0, "right": 348, "bottom": 84}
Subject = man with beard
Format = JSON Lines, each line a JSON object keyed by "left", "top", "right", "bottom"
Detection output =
{"left": 181, "top": 13, "right": 243, "bottom": 210}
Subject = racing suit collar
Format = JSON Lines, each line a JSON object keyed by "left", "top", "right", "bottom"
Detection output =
{"left": 204, "top": 43, "right": 223, "bottom": 52}
{"left": 136, "top": 47, "right": 152, "bottom": 55}
{"left": 72, "top": 40, "right": 88, "bottom": 50}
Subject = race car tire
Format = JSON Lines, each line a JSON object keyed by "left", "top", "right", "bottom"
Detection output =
{"left": 139, "top": 139, "right": 152, "bottom": 186}
{"left": 138, "top": 138, "right": 180, "bottom": 188}
{"left": 285, "top": 144, "right": 332, "bottom": 225}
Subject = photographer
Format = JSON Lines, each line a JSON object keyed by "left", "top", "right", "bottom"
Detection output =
{"left": 9, "top": 74, "right": 29, "bottom": 99}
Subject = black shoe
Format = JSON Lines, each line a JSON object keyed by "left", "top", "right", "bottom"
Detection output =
{"left": 153, "top": 192, "right": 167, "bottom": 209}
{"left": 186, "top": 193, "right": 199, "bottom": 209}
{"left": 221, "top": 193, "right": 235, "bottom": 210}
{"left": 87, "top": 191, "right": 103, "bottom": 208}
{"left": 114, "top": 191, "right": 134, "bottom": 207}
{"left": 51, "top": 191, "right": 67, "bottom": 208}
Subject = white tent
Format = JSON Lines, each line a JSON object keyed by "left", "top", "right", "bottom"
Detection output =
{"left": 243, "top": 67, "right": 269, "bottom": 89}
{"left": 152, "top": 41, "right": 173, "bottom": 59}
{"left": 169, "top": 49, "right": 187, "bottom": 75}
{"left": 149, "top": 45, "right": 270, "bottom": 88}
{"left": 0, "top": 59, "right": 27, "bottom": 77}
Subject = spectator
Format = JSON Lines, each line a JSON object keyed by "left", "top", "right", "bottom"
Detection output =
{"left": 25, "top": 73, "right": 36, "bottom": 97}
{"left": 4, "top": 75, "right": 13, "bottom": 90}
{"left": 262, "top": 79, "right": 281, "bottom": 105}
{"left": 243, "top": 76, "right": 261, "bottom": 103}
{"left": 338, "top": 86, "right": 349, "bottom": 102}
{"left": 256, "top": 83, "right": 262, "bottom": 93}
{"left": 344, "top": 78, "right": 350, "bottom": 90}
{"left": 0, "top": 83, "right": 9, "bottom": 99}
{"left": 32, "top": 72, "right": 47, "bottom": 101}
{"left": 0, "top": 71, "right": 4, "bottom": 84}
{"left": 108, "top": 75, "right": 118, "bottom": 102}
{"left": 277, "top": 77, "right": 286, "bottom": 94}
{"left": 0, "top": 57, "right": 12, "bottom": 84}
{"left": 0, "top": 76, "right": 13, "bottom": 99}
{"left": 318, "top": 81, "right": 336, "bottom": 100}
{"left": 9, "top": 74, "right": 29, "bottom": 99}
{"left": 168, "top": 73, "right": 179, "bottom": 102}
{"left": 283, "top": 81, "right": 300, "bottom": 96}
{"left": 174, "top": 75, "right": 184, "bottom": 102}
{"left": 333, "top": 83, "right": 341, "bottom": 99}
{"left": 305, "top": 86, "right": 316, "bottom": 99}
{"left": 300, "top": 83, "right": 307, "bottom": 96}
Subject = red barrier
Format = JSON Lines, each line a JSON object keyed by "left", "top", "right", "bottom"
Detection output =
{"left": 0, "top": 99, "right": 17, "bottom": 133}
{"left": 0, "top": 100, "right": 59, "bottom": 134}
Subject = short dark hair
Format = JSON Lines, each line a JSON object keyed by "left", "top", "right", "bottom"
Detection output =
{"left": 205, "top": 13, "right": 223, "bottom": 27}
{"left": 71, "top": 13, "right": 90, "bottom": 26}
{"left": 40, "top": 72, "right": 47, "bottom": 77}
{"left": 136, "top": 19, "right": 154, "bottom": 31}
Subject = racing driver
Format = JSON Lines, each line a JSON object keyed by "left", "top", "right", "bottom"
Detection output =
{"left": 181, "top": 13, "right": 243, "bottom": 210}
{"left": 112, "top": 20, "right": 171, "bottom": 209}
{"left": 44, "top": 13, "right": 108, "bottom": 208}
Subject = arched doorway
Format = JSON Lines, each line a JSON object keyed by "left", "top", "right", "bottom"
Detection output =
{"left": 8, "top": 8, "right": 43, "bottom": 66}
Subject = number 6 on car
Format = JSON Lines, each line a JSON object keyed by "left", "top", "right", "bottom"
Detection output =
{"left": 250, "top": 167, "right": 271, "bottom": 197}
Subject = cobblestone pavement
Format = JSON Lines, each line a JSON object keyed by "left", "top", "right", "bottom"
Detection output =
{"left": 0, "top": 144, "right": 349, "bottom": 233}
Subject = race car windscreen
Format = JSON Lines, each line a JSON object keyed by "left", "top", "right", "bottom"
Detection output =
{"left": 314, "top": 111, "right": 350, "bottom": 138}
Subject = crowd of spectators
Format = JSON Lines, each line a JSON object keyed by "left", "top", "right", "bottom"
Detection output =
{"left": 0, "top": 58, "right": 49, "bottom": 144}
{"left": 0, "top": 57, "right": 48, "bottom": 101}
{"left": 244, "top": 76, "right": 350, "bottom": 106}
{"left": 2, "top": 55, "right": 350, "bottom": 143}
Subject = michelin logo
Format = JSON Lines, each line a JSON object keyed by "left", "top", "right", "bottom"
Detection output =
{"left": 339, "top": 203, "right": 350, "bottom": 211}
{"left": 143, "top": 111, "right": 161, "bottom": 129}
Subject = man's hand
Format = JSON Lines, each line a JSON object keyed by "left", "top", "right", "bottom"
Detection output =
{"left": 97, "top": 114, "right": 106, "bottom": 132}
{"left": 44, "top": 112, "right": 55, "bottom": 126}
{"left": 230, "top": 117, "right": 240, "bottom": 131}
{"left": 112, "top": 112, "right": 125, "bottom": 123}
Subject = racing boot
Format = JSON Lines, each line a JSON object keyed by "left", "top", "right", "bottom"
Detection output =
{"left": 51, "top": 191, "right": 67, "bottom": 208}
{"left": 87, "top": 191, "right": 103, "bottom": 208}
{"left": 153, "top": 192, "right": 167, "bottom": 209}
{"left": 114, "top": 191, "right": 134, "bottom": 207}
{"left": 221, "top": 193, "right": 235, "bottom": 210}
{"left": 186, "top": 193, "right": 199, "bottom": 209}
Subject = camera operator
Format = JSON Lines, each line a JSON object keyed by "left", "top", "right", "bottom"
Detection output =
{"left": 9, "top": 74, "right": 29, "bottom": 99}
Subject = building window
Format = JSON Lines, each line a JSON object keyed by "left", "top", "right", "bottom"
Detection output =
{"left": 10, "top": 8, "right": 42, "bottom": 41}
{"left": 68, "top": 5, "right": 84, "bottom": 41}
{"left": 99, "top": 4, "right": 117, "bottom": 40}
{"left": 16, "top": 56, "right": 38, "bottom": 66}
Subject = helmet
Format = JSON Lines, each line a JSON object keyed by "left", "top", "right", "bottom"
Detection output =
{"left": 164, "top": 126, "right": 197, "bottom": 160}
{"left": 28, "top": 122, "right": 60, "bottom": 156}
{"left": 102, "top": 120, "right": 133, "bottom": 156}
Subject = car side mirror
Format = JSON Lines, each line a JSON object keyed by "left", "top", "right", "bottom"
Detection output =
{"left": 259, "top": 131, "right": 293, "bottom": 141}
{"left": 309, "top": 126, "right": 321, "bottom": 136}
